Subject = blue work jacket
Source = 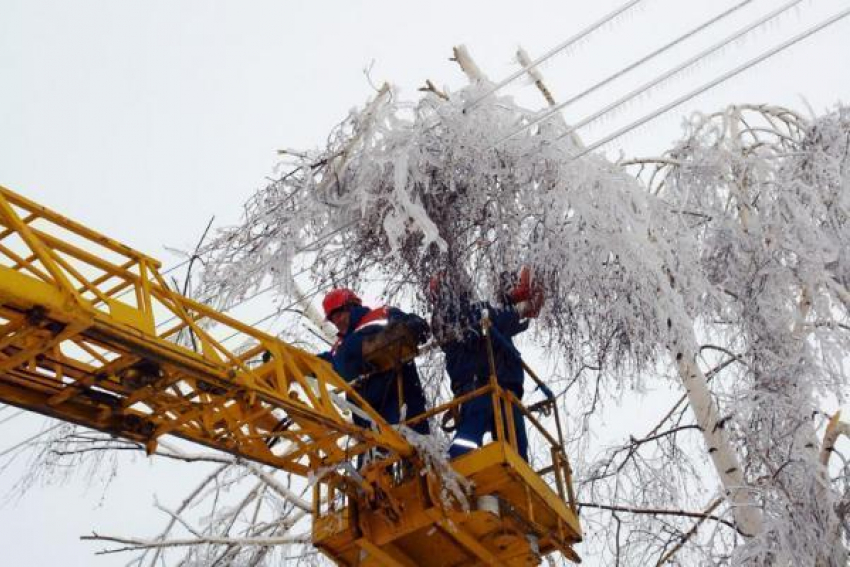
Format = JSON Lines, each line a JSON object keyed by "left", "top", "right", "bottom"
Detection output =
{"left": 434, "top": 301, "right": 528, "bottom": 395}
{"left": 324, "top": 305, "right": 429, "bottom": 422}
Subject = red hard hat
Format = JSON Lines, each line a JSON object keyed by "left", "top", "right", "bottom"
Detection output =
{"left": 322, "top": 288, "right": 361, "bottom": 319}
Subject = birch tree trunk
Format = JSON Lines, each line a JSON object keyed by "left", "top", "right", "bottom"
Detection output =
{"left": 668, "top": 332, "right": 763, "bottom": 537}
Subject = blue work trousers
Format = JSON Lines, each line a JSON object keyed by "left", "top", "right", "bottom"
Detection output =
{"left": 449, "top": 384, "right": 528, "bottom": 461}
{"left": 349, "top": 372, "right": 430, "bottom": 436}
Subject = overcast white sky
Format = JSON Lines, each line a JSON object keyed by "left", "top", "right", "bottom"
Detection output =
{"left": 2, "top": 1, "right": 850, "bottom": 565}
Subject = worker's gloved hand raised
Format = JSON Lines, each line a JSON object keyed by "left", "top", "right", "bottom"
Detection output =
{"left": 508, "top": 266, "right": 544, "bottom": 318}
{"left": 403, "top": 313, "right": 430, "bottom": 344}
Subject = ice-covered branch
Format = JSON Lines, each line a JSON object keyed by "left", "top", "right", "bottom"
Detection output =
{"left": 82, "top": 531, "right": 311, "bottom": 554}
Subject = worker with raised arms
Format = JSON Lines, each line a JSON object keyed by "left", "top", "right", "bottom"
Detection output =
{"left": 429, "top": 268, "right": 544, "bottom": 462}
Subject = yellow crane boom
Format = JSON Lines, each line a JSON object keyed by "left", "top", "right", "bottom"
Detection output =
{"left": 0, "top": 185, "right": 582, "bottom": 566}
{"left": 0, "top": 185, "right": 408, "bottom": 474}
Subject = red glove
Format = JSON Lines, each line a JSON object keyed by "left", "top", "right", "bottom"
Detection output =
{"left": 509, "top": 266, "right": 544, "bottom": 318}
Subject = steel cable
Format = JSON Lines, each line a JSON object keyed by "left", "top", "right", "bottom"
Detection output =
{"left": 490, "top": 0, "right": 757, "bottom": 148}
{"left": 549, "top": 0, "right": 805, "bottom": 144}
{"left": 567, "top": 4, "right": 850, "bottom": 160}
{"left": 463, "top": 0, "right": 650, "bottom": 112}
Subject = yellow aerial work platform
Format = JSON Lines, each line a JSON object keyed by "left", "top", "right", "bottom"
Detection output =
{"left": 313, "top": 376, "right": 582, "bottom": 566}
{"left": 0, "top": 185, "right": 582, "bottom": 566}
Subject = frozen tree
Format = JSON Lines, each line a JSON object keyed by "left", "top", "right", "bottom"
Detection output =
{"left": 598, "top": 104, "right": 850, "bottom": 565}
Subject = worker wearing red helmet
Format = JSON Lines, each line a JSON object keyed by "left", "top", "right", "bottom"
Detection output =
{"left": 429, "top": 267, "right": 544, "bottom": 462}
{"left": 321, "top": 288, "right": 431, "bottom": 436}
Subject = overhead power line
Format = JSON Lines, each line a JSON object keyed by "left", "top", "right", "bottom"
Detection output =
{"left": 550, "top": 0, "right": 805, "bottom": 144}
{"left": 569, "top": 4, "right": 850, "bottom": 161}
{"left": 464, "top": 0, "right": 650, "bottom": 112}
{"left": 491, "top": 0, "right": 756, "bottom": 148}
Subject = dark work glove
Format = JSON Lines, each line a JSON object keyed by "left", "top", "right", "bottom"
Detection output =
{"left": 401, "top": 313, "right": 430, "bottom": 344}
